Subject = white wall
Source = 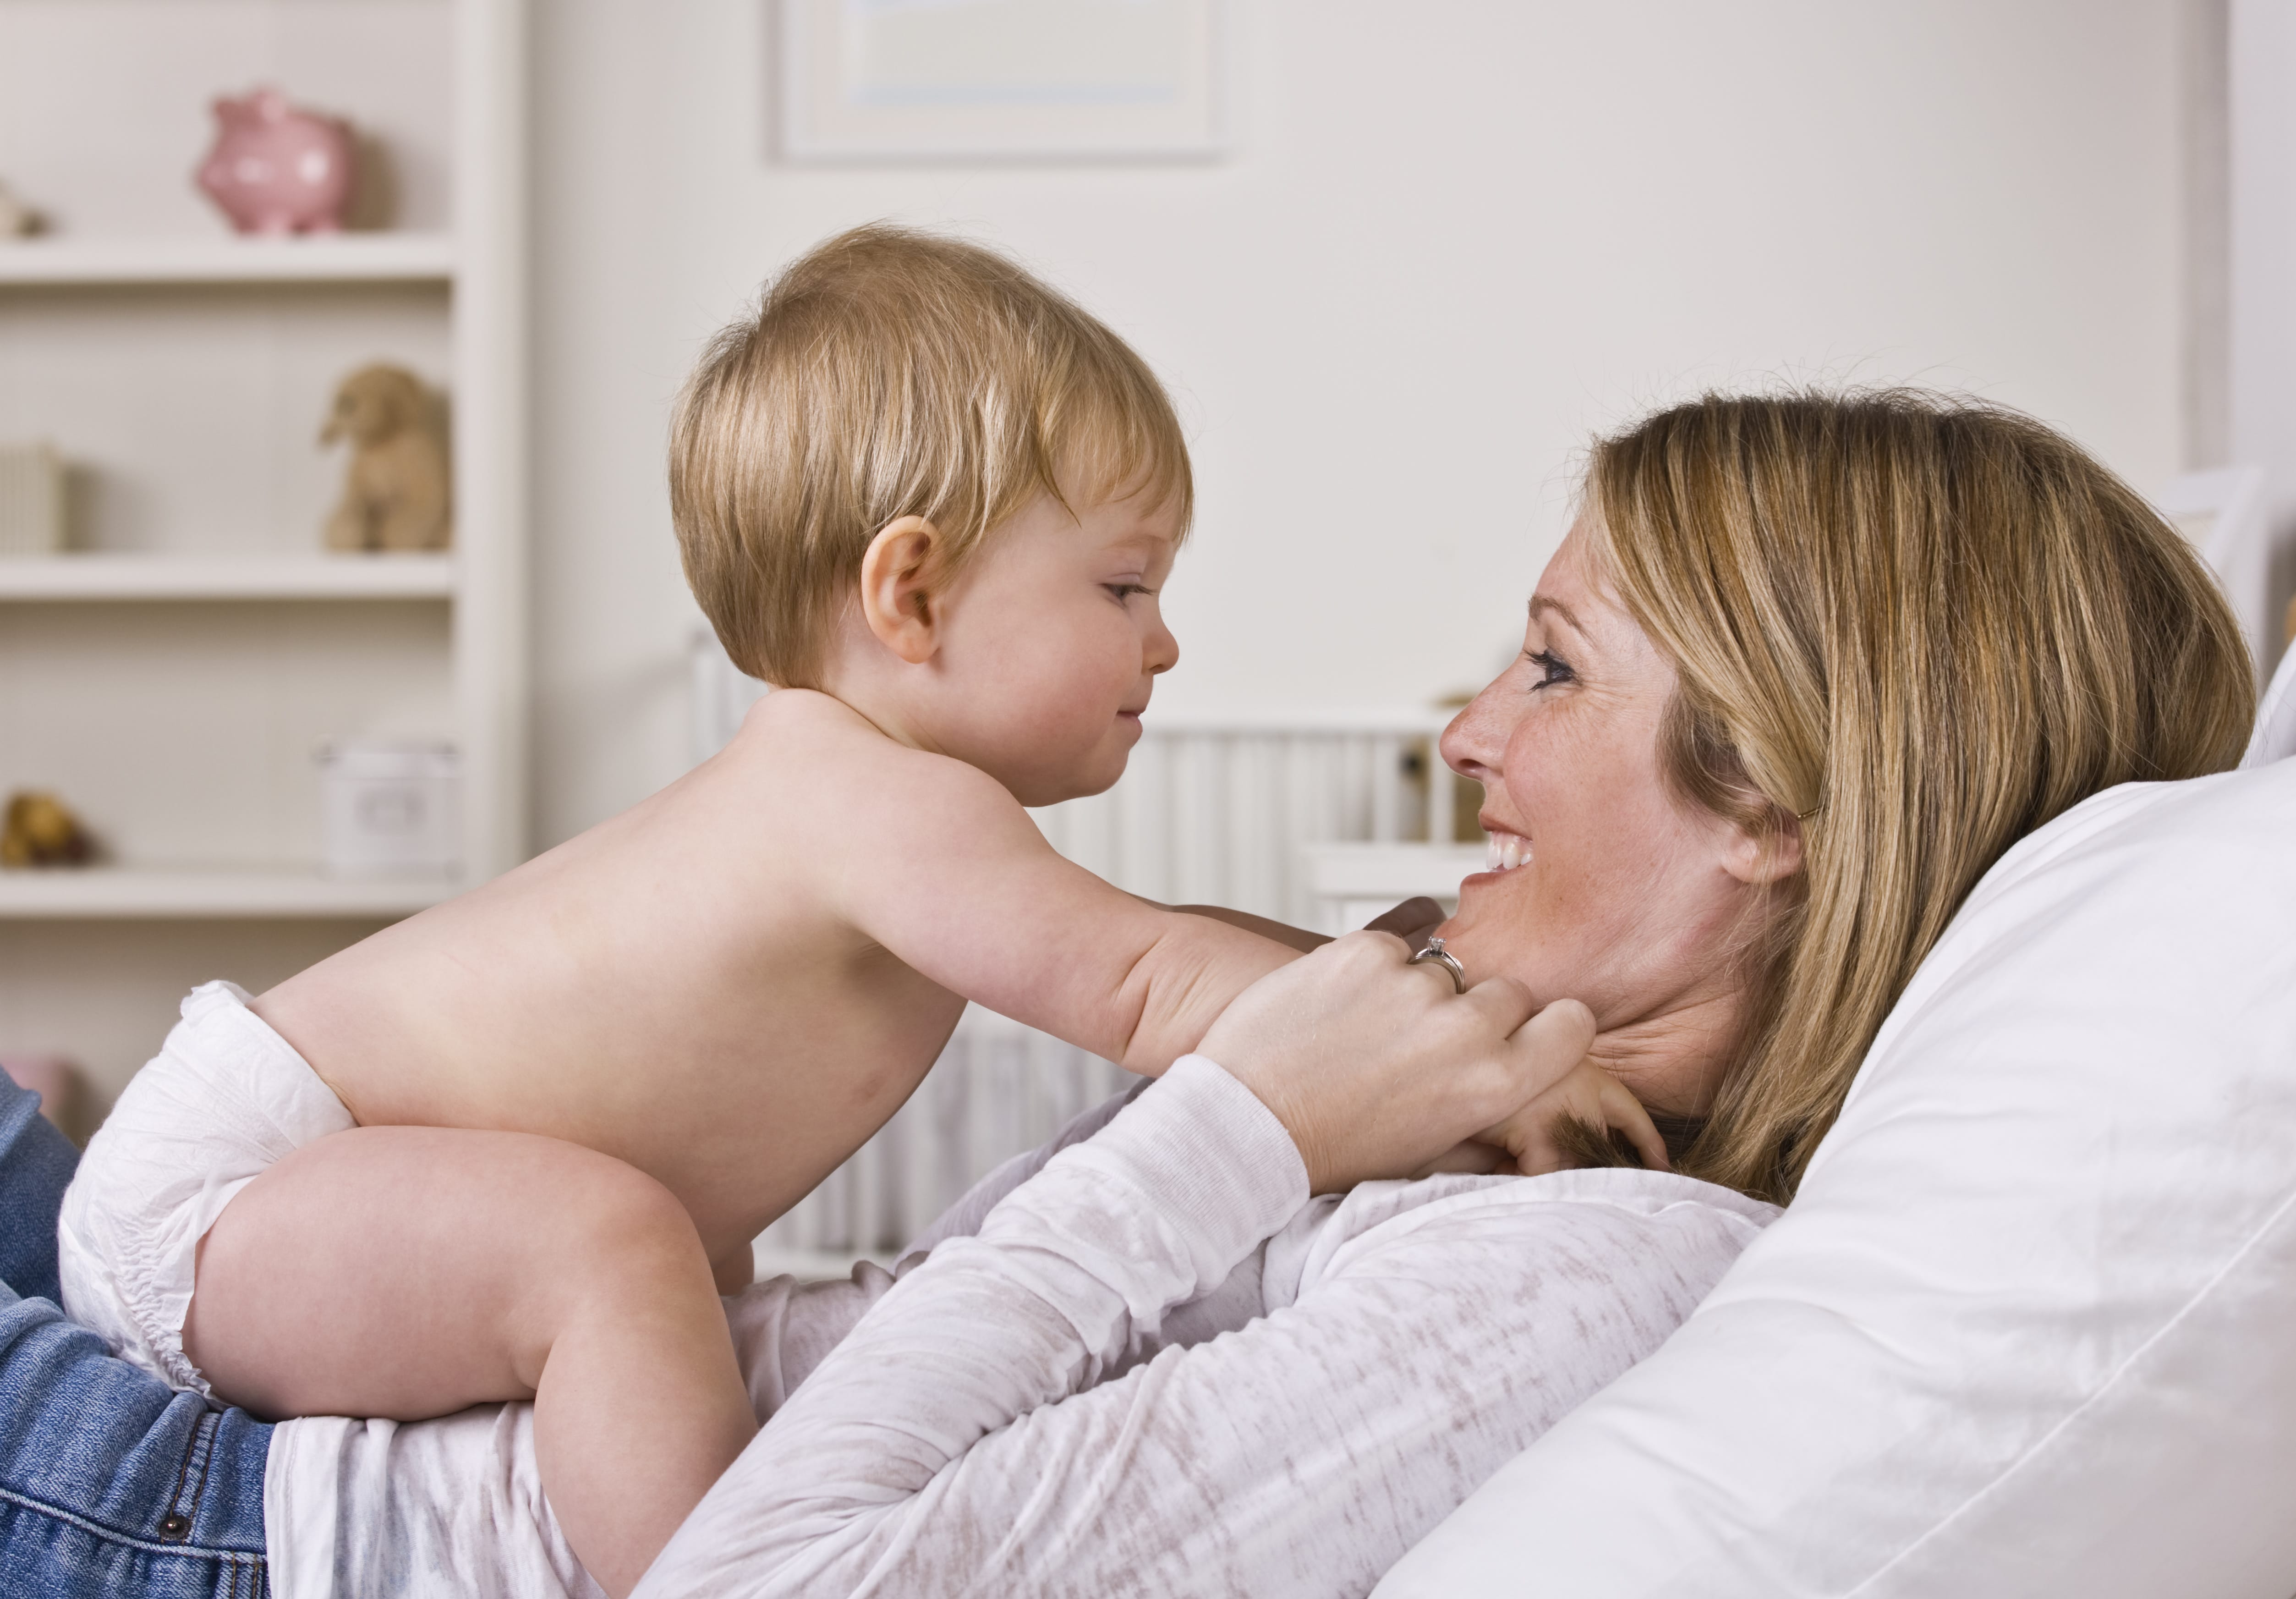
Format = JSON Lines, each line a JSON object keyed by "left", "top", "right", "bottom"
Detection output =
{"left": 2230, "top": 0, "right": 2296, "bottom": 653}
{"left": 528, "top": 0, "right": 2186, "bottom": 848}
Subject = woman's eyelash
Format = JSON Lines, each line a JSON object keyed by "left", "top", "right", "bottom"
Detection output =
{"left": 1526, "top": 649, "right": 1574, "bottom": 688}
{"left": 1106, "top": 582, "right": 1152, "bottom": 599}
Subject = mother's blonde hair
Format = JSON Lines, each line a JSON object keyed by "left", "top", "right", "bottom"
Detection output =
{"left": 1582, "top": 390, "right": 2253, "bottom": 1204}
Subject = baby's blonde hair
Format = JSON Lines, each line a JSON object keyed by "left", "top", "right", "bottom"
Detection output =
{"left": 670, "top": 224, "right": 1193, "bottom": 687}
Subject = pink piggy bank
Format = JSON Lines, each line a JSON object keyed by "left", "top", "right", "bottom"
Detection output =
{"left": 195, "top": 88, "right": 356, "bottom": 235}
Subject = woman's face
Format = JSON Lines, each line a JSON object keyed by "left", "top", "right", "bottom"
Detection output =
{"left": 1436, "top": 523, "right": 1787, "bottom": 1116}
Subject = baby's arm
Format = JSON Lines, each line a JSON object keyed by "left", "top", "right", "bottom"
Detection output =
{"left": 832, "top": 756, "right": 1299, "bottom": 1074}
{"left": 1156, "top": 893, "right": 1448, "bottom": 956}
{"left": 1159, "top": 904, "right": 1327, "bottom": 953}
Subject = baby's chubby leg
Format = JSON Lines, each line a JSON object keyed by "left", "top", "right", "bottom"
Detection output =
{"left": 185, "top": 1126, "right": 756, "bottom": 1598}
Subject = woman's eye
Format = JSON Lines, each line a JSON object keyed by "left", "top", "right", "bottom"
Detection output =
{"left": 1526, "top": 649, "right": 1574, "bottom": 689}
{"left": 1105, "top": 582, "right": 1151, "bottom": 601}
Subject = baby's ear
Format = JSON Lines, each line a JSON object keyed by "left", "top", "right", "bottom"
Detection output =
{"left": 857, "top": 516, "right": 946, "bottom": 665}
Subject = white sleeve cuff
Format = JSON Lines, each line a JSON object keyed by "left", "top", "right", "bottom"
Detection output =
{"left": 1002, "top": 1052, "right": 1309, "bottom": 1289}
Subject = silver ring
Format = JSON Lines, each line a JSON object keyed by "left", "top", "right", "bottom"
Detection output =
{"left": 1407, "top": 937, "right": 1467, "bottom": 995}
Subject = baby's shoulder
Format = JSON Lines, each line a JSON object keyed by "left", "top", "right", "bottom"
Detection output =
{"left": 722, "top": 690, "right": 1025, "bottom": 825}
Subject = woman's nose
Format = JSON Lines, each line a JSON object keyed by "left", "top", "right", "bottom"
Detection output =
{"left": 1440, "top": 681, "right": 1511, "bottom": 786}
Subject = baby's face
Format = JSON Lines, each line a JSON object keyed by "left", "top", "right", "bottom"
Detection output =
{"left": 925, "top": 489, "right": 1181, "bottom": 806}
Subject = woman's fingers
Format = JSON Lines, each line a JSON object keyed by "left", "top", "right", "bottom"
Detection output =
{"left": 1600, "top": 1075, "right": 1671, "bottom": 1170}
{"left": 1494, "top": 997, "right": 1594, "bottom": 1110}
{"left": 1459, "top": 973, "right": 1538, "bottom": 1034}
{"left": 1198, "top": 931, "right": 1676, "bottom": 1194}
{"left": 1199, "top": 932, "right": 1576, "bottom": 1193}
{"left": 1479, "top": 1051, "right": 1669, "bottom": 1177}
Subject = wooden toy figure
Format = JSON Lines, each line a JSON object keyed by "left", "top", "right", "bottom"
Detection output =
{"left": 320, "top": 364, "right": 452, "bottom": 553}
{"left": 0, "top": 791, "right": 95, "bottom": 869}
{"left": 0, "top": 179, "right": 40, "bottom": 238}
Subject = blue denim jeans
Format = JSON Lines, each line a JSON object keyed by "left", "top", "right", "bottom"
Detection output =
{"left": 0, "top": 1079, "right": 273, "bottom": 1597}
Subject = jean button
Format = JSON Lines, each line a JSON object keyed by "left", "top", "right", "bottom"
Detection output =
{"left": 158, "top": 1511, "right": 191, "bottom": 1541}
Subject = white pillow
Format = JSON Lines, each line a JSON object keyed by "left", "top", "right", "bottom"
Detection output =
{"left": 2250, "top": 640, "right": 2296, "bottom": 766}
{"left": 1377, "top": 756, "right": 2296, "bottom": 1599}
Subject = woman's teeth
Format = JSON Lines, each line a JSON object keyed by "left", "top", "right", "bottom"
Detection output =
{"left": 1485, "top": 832, "right": 1533, "bottom": 872}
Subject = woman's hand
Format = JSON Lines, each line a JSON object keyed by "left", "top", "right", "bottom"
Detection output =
{"left": 1196, "top": 930, "right": 1596, "bottom": 1193}
{"left": 1482, "top": 1058, "right": 1669, "bottom": 1175}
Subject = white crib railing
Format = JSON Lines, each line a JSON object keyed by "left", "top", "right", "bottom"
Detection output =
{"left": 1027, "top": 704, "right": 1461, "bottom": 924}
{"left": 690, "top": 635, "right": 1463, "bottom": 1266}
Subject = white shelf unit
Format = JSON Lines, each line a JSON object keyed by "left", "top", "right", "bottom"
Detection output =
{"left": 0, "top": 232, "right": 456, "bottom": 287}
{"left": 0, "top": 553, "right": 458, "bottom": 602}
{"left": 0, "top": 0, "right": 528, "bottom": 1102}
{"left": 0, "top": 868, "right": 453, "bottom": 921}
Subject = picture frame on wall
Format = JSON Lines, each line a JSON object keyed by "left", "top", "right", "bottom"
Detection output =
{"left": 776, "top": 0, "right": 1224, "bottom": 163}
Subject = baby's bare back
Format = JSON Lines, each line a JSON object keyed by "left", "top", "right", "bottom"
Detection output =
{"left": 256, "top": 695, "right": 972, "bottom": 1268}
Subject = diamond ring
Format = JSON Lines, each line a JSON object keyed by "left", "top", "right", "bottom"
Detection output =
{"left": 1406, "top": 936, "right": 1468, "bottom": 995}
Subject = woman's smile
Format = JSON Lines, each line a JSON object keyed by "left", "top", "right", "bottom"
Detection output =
{"left": 1481, "top": 828, "right": 1534, "bottom": 874}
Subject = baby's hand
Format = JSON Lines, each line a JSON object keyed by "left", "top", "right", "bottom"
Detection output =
{"left": 1483, "top": 1057, "right": 1669, "bottom": 1176}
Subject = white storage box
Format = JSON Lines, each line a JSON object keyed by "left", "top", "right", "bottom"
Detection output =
{"left": 0, "top": 443, "right": 64, "bottom": 555}
{"left": 318, "top": 739, "right": 460, "bottom": 879}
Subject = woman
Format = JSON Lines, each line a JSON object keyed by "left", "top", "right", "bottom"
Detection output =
{"left": 1447, "top": 388, "right": 2255, "bottom": 1199}
{"left": 632, "top": 388, "right": 2256, "bottom": 1596}
{"left": 4, "top": 390, "right": 2252, "bottom": 1597}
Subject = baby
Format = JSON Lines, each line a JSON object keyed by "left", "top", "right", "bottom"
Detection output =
{"left": 58, "top": 226, "right": 1658, "bottom": 1596}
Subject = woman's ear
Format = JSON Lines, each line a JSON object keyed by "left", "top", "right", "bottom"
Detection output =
{"left": 857, "top": 516, "right": 944, "bottom": 665}
{"left": 1719, "top": 808, "right": 1804, "bottom": 886}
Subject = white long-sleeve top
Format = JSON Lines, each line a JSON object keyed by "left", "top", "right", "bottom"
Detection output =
{"left": 635, "top": 1057, "right": 1777, "bottom": 1599}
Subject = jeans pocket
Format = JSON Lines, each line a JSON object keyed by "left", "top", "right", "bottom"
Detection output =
{"left": 0, "top": 1484, "right": 269, "bottom": 1599}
